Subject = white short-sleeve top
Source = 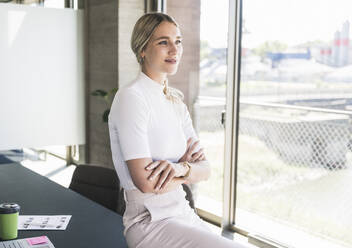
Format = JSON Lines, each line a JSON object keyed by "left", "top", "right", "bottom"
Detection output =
{"left": 108, "top": 72, "right": 200, "bottom": 190}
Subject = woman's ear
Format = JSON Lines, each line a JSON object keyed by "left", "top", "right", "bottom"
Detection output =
{"left": 140, "top": 50, "right": 145, "bottom": 59}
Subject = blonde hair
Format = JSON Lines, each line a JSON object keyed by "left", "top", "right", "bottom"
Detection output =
{"left": 131, "top": 12, "right": 178, "bottom": 65}
{"left": 131, "top": 12, "right": 184, "bottom": 103}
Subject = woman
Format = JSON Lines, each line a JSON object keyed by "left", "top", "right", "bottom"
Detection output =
{"left": 109, "top": 12, "right": 247, "bottom": 248}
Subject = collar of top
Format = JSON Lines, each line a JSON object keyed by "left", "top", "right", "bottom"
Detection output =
{"left": 139, "top": 72, "right": 166, "bottom": 94}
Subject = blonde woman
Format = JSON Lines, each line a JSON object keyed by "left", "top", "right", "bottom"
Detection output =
{"left": 109, "top": 13, "right": 247, "bottom": 248}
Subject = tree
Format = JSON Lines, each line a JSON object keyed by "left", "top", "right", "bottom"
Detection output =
{"left": 253, "top": 41, "right": 288, "bottom": 60}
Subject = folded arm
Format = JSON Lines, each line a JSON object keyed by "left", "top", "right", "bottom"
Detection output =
{"left": 126, "top": 158, "right": 185, "bottom": 194}
{"left": 126, "top": 156, "right": 210, "bottom": 194}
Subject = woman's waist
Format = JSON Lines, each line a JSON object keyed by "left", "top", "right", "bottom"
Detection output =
{"left": 123, "top": 185, "right": 191, "bottom": 224}
{"left": 124, "top": 185, "right": 185, "bottom": 203}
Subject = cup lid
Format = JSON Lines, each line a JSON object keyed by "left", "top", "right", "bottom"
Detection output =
{"left": 0, "top": 203, "right": 20, "bottom": 214}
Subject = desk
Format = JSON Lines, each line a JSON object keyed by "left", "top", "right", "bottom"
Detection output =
{"left": 0, "top": 163, "right": 128, "bottom": 248}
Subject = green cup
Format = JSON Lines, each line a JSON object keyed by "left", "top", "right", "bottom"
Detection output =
{"left": 0, "top": 203, "right": 20, "bottom": 240}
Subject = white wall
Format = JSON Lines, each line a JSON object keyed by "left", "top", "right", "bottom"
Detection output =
{"left": 0, "top": 3, "right": 85, "bottom": 150}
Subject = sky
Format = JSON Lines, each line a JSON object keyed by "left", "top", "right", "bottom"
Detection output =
{"left": 201, "top": 0, "right": 352, "bottom": 49}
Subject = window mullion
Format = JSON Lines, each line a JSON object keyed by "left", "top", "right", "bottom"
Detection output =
{"left": 221, "top": 0, "right": 242, "bottom": 237}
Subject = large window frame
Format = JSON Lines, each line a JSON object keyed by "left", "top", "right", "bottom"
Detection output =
{"left": 195, "top": 1, "right": 352, "bottom": 248}
{"left": 191, "top": 0, "right": 252, "bottom": 240}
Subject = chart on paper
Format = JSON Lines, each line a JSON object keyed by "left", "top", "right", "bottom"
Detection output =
{"left": 18, "top": 215, "right": 72, "bottom": 230}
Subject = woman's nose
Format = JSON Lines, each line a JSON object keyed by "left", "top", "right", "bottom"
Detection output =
{"left": 169, "top": 43, "right": 177, "bottom": 54}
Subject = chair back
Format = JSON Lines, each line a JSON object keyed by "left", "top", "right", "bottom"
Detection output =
{"left": 69, "top": 164, "right": 125, "bottom": 215}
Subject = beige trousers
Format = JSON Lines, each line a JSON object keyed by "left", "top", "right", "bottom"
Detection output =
{"left": 123, "top": 186, "right": 249, "bottom": 248}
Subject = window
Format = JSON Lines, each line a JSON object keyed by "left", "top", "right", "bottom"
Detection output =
{"left": 195, "top": 0, "right": 229, "bottom": 218}
{"left": 235, "top": 0, "right": 352, "bottom": 247}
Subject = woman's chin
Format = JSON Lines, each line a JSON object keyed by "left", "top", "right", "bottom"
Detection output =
{"left": 164, "top": 66, "right": 179, "bottom": 75}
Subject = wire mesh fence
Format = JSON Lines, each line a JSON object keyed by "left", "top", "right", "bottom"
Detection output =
{"left": 194, "top": 100, "right": 352, "bottom": 171}
{"left": 239, "top": 102, "right": 352, "bottom": 170}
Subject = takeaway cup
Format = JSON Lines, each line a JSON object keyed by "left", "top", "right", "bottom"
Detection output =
{"left": 0, "top": 203, "right": 20, "bottom": 240}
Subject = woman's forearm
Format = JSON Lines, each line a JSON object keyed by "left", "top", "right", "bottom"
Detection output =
{"left": 156, "top": 160, "right": 211, "bottom": 193}
{"left": 128, "top": 159, "right": 210, "bottom": 194}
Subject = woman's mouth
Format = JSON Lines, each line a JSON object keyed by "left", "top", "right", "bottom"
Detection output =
{"left": 165, "top": 58, "right": 177, "bottom": 64}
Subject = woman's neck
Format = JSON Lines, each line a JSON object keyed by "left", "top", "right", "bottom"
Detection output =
{"left": 142, "top": 68, "right": 167, "bottom": 85}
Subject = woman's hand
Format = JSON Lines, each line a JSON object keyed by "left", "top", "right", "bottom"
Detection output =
{"left": 178, "top": 138, "right": 206, "bottom": 163}
{"left": 142, "top": 138, "right": 206, "bottom": 192}
{"left": 145, "top": 160, "right": 176, "bottom": 191}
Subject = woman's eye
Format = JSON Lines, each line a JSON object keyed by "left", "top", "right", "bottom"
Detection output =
{"left": 158, "top": 40, "right": 167, "bottom": 45}
{"left": 176, "top": 40, "right": 182, "bottom": 45}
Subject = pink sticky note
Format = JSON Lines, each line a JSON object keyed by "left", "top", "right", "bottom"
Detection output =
{"left": 26, "top": 236, "right": 48, "bottom": 245}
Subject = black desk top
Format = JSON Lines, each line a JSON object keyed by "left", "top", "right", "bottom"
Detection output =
{"left": 0, "top": 163, "right": 128, "bottom": 248}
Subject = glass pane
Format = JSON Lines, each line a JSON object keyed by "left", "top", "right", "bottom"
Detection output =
{"left": 236, "top": 0, "right": 352, "bottom": 247}
{"left": 193, "top": 0, "right": 229, "bottom": 217}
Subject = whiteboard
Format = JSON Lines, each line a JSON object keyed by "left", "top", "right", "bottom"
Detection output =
{"left": 0, "top": 3, "right": 85, "bottom": 150}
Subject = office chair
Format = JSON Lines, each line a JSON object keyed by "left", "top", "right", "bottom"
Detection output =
{"left": 69, "top": 164, "right": 126, "bottom": 215}
{"left": 69, "top": 164, "right": 195, "bottom": 216}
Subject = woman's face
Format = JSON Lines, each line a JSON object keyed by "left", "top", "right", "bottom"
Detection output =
{"left": 141, "top": 21, "right": 183, "bottom": 82}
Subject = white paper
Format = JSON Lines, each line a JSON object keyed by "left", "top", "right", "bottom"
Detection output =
{"left": 18, "top": 215, "right": 72, "bottom": 230}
